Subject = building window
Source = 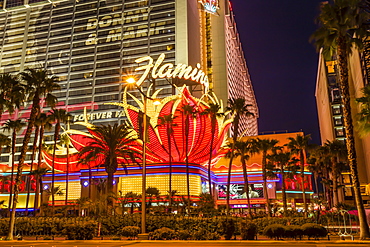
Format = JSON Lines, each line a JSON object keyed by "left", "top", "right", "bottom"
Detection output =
{"left": 335, "top": 128, "right": 345, "bottom": 137}
{"left": 334, "top": 117, "right": 343, "bottom": 126}
{"left": 332, "top": 106, "right": 341, "bottom": 115}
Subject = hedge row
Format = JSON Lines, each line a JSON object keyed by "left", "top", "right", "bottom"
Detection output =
{"left": 0, "top": 215, "right": 316, "bottom": 240}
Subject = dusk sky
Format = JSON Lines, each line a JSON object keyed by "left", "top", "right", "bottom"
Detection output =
{"left": 230, "top": 1, "right": 323, "bottom": 144}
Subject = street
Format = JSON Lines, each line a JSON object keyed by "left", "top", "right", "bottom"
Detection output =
{"left": 1, "top": 241, "right": 370, "bottom": 247}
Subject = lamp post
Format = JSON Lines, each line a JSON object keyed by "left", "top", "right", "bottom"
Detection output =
{"left": 126, "top": 77, "right": 159, "bottom": 234}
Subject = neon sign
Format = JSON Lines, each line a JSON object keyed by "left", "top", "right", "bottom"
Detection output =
{"left": 134, "top": 53, "right": 210, "bottom": 93}
{"left": 199, "top": 0, "right": 219, "bottom": 15}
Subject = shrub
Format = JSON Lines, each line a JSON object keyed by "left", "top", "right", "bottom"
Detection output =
{"left": 263, "top": 224, "right": 285, "bottom": 240}
{"left": 240, "top": 220, "right": 257, "bottom": 240}
{"left": 119, "top": 226, "right": 140, "bottom": 240}
{"left": 177, "top": 230, "right": 191, "bottom": 240}
{"left": 301, "top": 223, "right": 327, "bottom": 240}
{"left": 221, "top": 219, "right": 235, "bottom": 240}
{"left": 62, "top": 221, "right": 97, "bottom": 240}
{"left": 149, "top": 227, "right": 177, "bottom": 240}
{"left": 284, "top": 225, "right": 303, "bottom": 240}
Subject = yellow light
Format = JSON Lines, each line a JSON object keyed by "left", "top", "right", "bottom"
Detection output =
{"left": 153, "top": 99, "right": 161, "bottom": 105}
{"left": 126, "top": 77, "right": 136, "bottom": 84}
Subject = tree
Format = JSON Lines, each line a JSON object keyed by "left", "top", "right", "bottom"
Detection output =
{"left": 180, "top": 104, "right": 198, "bottom": 212}
{"left": 48, "top": 108, "right": 71, "bottom": 215}
{"left": 287, "top": 134, "right": 311, "bottom": 217}
{"left": 2, "top": 119, "right": 26, "bottom": 216}
{"left": 29, "top": 167, "right": 49, "bottom": 215}
{"left": 254, "top": 138, "right": 279, "bottom": 217}
{"left": 121, "top": 191, "right": 141, "bottom": 214}
{"left": 78, "top": 123, "right": 137, "bottom": 214}
{"left": 0, "top": 73, "right": 24, "bottom": 119}
{"left": 267, "top": 149, "right": 298, "bottom": 212}
{"left": 59, "top": 132, "right": 72, "bottom": 209}
{"left": 356, "top": 84, "right": 370, "bottom": 136}
{"left": 157, "top": 114, "right": 177, "bottom": 212}
{"left": 324, "top": 140, "right": 347, "bottom": 205}
{"left": 7, "top": 68, "right": 59, "bottom": 240}
{"left": 310, "top": 0, "right": 370, "bottom": 239}
{"left": 0, "top": 133, "right": 10, "bottom": 154}
{"left": 33, "top": 112, "right": 53, "bottom": 213}
{"left": 201, "top": 102, "right": 223, "bottom": 197}
{"left": 146, "top": 186, "right": 160, "bottom": 210}
{"left": 225, "top": 98, "right": 254, "bottom": 214}
{"left": 233, "top": 139, "right": 255, "bottom": 217}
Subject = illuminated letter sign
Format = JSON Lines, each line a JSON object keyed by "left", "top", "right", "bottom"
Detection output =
{"left": 199, "top": 0, "right": 219, "bottom": 15}
{"left": 134, "top": 53, "right": 209, "bottom": 93}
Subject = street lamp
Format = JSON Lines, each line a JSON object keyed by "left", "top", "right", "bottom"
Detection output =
{"left": 126, "top": 77, "right": 159, "bottom": 235}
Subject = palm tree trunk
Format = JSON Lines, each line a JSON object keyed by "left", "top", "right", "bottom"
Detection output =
{"left": 65, "top": 144, "right": 69, "bottom": 207}
{"left": 107, "top": 171, "right": 114, "bottom": 215}
{"left": 281, "top": 166, "right": 287, "bottom": 212}
{"left": 300, "top": 151, "right": 308, "bottom": 217}
{"left": 26, "top": 125, "right": 39, "bottom": 216}
{"left": 8, "top": 130, "right": 16, "bottom": 218}
{"left": 7, "top": 95, "right": 39, "bottom": 240}
{"left": 88, "top": 165, "right": 92, "bottom": 199}
{"left": 34, "top": 125, "right": 44, "bottom": 214}
{"left": 185, "top": 115, "right": 191, "bottom": 214}
{"left": 168, "top": 127, "right": 172, "bottom": 212}
{"left": 262, "top": 152, "right": 271, "bottom": 217}
{"left": 226, "top": 145, "right": 235, "bottom": 215}
{"left": 332, "top": 159, "right": 338, "bottom": 206}
{"left": 51, "top": 122, "right": 60, "bottom": 216}
{"left": 241, "top": 159, "right": 252, "bottom": 218}
{"left": 337, "top": 38, "right": 370, "bottom": 239}
{"left": 208, "top": 120, "right": 216, "bottom": 198}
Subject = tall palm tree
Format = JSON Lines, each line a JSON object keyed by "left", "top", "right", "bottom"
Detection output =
{"left": 78, "top": 123, "right": 137, "bottom": 215}
{"left": 33, "top": 112, "right": 53, "bottom": 213}
{"left": 287, "top": 134, "right": 311, "bottom": 217}
{"left": 311, "top": 0, "right": 370, "bottom": 239}
{"left": 180, "top": 104, "right": 197, "bottom": 211}
{"left": 233, "top": 139, "right": 255, "bottom": 217}
{"left": 48, "top": 108, "right": 71, "bottom": 215}
{"left": 59, "top": 133, "right": 72, "bottom": 208}
{"left": 201, "top": 102, "right": 223, "bottom": 197}
{"left": 3, "top": 119, "right": 26, "bottom": 215}
{"left": 7, "top": 68, "right": 59, "bottom": 240}
{"left": 225, "top": 98, "right": 254, "bottom": 214}
{"left": 324, "top": 140, "right": 347, "bottom": 206}
{"left": 29, "top": 167, "right": 49, "bottom": 215}
{"left": 157, "top": 114, "right": 177, "bottom": 212}
{"left": 25, "top": 115, "right": 41, "bottom": 216}
{"left": 254, "top": 138, "right": 279, "bottom": 217}
{"left": 0, "top": 73, "right": 24, "bottom": 119}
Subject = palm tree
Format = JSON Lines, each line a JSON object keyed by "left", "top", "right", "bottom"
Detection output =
{"left": 324, "top": 140, "right": 347, "bottom": 206}
{"left": 310, "top": 0, "right": 370, "bottom": 239}
{"left": 121, "top": 191, "right": 141, "bottom": 214}
{"left": 254, "top": 138, "right": 279, "bottom": 217}
{"left": 0, "top": 73, "right": 24, "bottom": 119}
{"left": 287, "top": 134, "right": 311, "bottom": 217}
{"left": 48, "top": 108, "right": 71, "bottom": 214}
{"left": 267, "top": 149, "right": 298, "bottom": 212}
{"left": 78, "top": 123, "right": 137, "bottom": 214}
{"left": 201, "top": 102, "right": 223, "bottom": 197}
{"left": 59, "top": 133, "right": 72, "bottom": 208}
{"left": 7, "top": 68, "right": 59, "bottom": 240}
{"left": 3, "top": 119, "right": 26, "bottom": 216}
{"left": 33, "top": 113, "right": 52, "bottom": 213}
{"left": 233, "top": 139, "right": 255, "bottom": 217}
{"left": 0, "top": 133, "right": 11, "bottom": 154}
{"left": 225, "top": 98, "right": 254, "bottom": 214}
{"left": 157, "top": 114, "right": 177, "bottom": 212}
{"left": 25, "top": 115, "right": 41, "bottom": 216}
{"left": 180, "top": 104, "right": 197, "bottom": 212}
{"left": 356, "top": 84, "right": 370, "bottom": 136}
{"left": 146, "top": 186, "right": 160, "bottom": 210}
{"left": 29, "top": 167, "right": 49, "bottom": 215}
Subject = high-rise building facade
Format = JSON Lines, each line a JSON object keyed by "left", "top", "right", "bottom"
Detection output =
{"left": 315, "top": 45, "right": 370, "bottom": 202}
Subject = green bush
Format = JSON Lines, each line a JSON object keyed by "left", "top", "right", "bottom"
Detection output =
{"left": 221, "top": 219, "right": 235, "bottom": 240}
{"left": 62, "top": 221, "right": 97, "bottom": 240}
{"left": 177, "top": 230, "right": 191, "bottom": 240}
{"left": 284, "top": 225, "right": 303, "bottom": 240}
{"left": 240, "top": 220, "right": 257, "bottom": 240}
{"left": 301, "top": 223, "right": 327, "bottom": 240}
{"left": 119, "top": 226, "right": 140, "bottom": 239}
{"left": 149, "top": 227, "right": 177, "bottom": 240}
{"left": 263, "top": 224, "right": 285, "bottom": 240}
